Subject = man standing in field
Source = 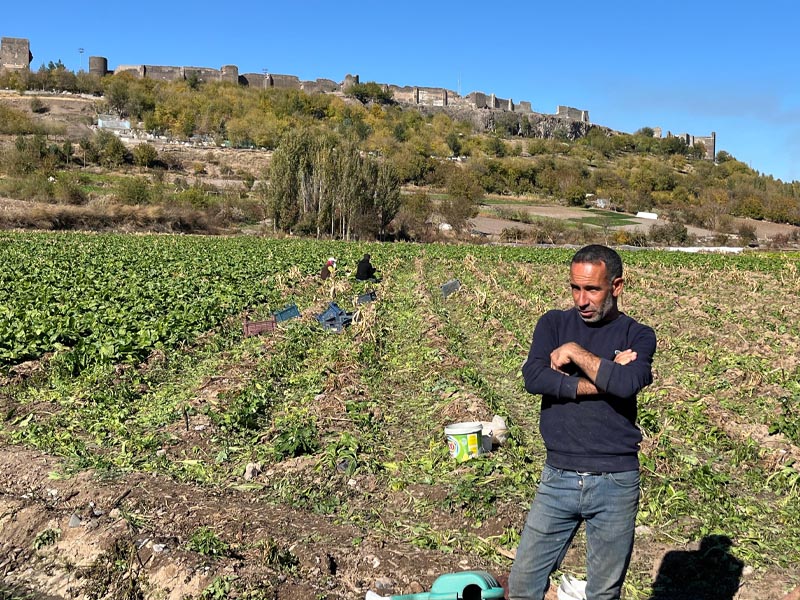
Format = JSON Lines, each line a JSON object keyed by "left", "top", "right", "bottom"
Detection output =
{"left": 509, "top": 244, "right": 656, "bottom": 600}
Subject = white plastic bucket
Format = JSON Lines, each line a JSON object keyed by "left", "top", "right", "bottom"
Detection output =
{"left": 445, "top": 422, "right": 484, "bottom": 461}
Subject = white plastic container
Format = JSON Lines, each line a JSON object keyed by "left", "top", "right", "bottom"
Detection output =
{"left": 445, "top": 422, "right": 484, "bottom": 461}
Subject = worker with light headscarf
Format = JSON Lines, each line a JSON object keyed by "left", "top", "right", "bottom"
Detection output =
{"left": 320, "top": 257, "right": 336, "bottom": 280}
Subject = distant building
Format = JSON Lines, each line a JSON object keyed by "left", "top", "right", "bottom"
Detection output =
{"left": 595, "top": 198, "right": 610, "bottom": 209}
{"left": 585, "top": 193, "right": 610, "bottom": 209}
{"left": 97, "top": 114, "right": 131, "bottom": 130}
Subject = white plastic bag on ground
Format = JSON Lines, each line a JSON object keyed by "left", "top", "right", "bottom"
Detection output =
{"left": 480, "top": 415, "right": 508, "bottom": 446}
{"left": 557, "top": 574, "right": 587, "bottom": 600}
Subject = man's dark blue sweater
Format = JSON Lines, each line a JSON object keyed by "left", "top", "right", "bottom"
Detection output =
{"left": 522, "top": 308, "right": 656, "bottom": 473}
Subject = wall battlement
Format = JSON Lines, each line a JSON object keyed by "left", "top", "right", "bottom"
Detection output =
{"left": 101, "top": 56, "right": 538, "bottom": 115}
{"left": 556, "top": 105, "right": 590, "bottom": 123}
{"left": 89, "top": 47, "right": 543, "bottom": 115}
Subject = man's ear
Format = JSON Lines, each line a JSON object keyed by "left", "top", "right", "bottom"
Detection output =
{"left": 612, "top": 277, "right": 624, "bottom": 298}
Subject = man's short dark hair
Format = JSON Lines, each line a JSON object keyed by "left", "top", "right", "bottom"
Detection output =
{"left": 572, "top": 244, "right": 623, "bottom": 281}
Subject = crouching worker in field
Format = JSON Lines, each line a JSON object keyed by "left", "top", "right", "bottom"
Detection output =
{"left": 355, "top": 253, "right": 380, "bottom": 282}
{"left": 320, "top": 257, "right": 336, "bottom": 280}
{"left": 509, "top": 244, "right": 656, "bottom": 600}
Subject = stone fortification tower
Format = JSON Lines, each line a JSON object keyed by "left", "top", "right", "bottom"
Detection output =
{"left": 89, "top": 56, "right": 109, "bottom": 76}
{"left": 220, "top": 65, "right": 239, "bottom": 84}
{"left": 343, "top": 74, "right": 359, "bottom": 88}
{"left": 0, "top": 37, "right": 33, "bottom": 71}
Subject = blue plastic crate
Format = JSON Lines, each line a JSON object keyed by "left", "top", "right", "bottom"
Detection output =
{"left": 315, "top": 302, "right": 345, "bottom": 324}
{"left": 273, "top": 304, "right": 301, "bottom": 323}
{"left": 440, "top": 278, "right": 461, "bottom": 298}
{"left": 316, "top": 302, "right": 353, "bottom": 332}
{"left": 321, "top": 314, "right": 353, "bottom": 333}
{"left": 356, "top": 290, "right": 377, "bottom": 305}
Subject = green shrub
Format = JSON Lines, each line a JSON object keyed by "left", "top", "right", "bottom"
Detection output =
{"left": 93, "top": 130, "right": 127, "bottom": 167}
{"left": 29, "top": 97, "right": 49, "bottom": 114}
{"left": 0, "top": 173, "right": 54, "bottom": 202}
{"left": 0, "top": 105, "right": 43, "bottom": 134}
{"left": 345, "top": 81, "right": 393, "bottom": 104}
{"left": 484, "top": 136, "right": 507, "bottom": 158}
{"left": 272, "top": 410, "right": 319, "bottom": 459}
{"left": 132, "top": 142, "right": 158, "bottom": 168}
{"left": 236, "top": 169, "right": 255, "bottom": 189}
{"left": 174, "top": 186, "right": 212, "bottom": 208}
{"left": 32, "top": 528, "right": 61, "bottom": 549}
{"left": 737, "top": 223, "right": 758, "bottom": 245}
{"left": 648, "top": 222, "right": 689, "bottom": 245}
{"left": 116, "top": 176, "right": 151, "bottom": 204}
{"left": 54, "top": 174, "right": 88, "bottom": 204}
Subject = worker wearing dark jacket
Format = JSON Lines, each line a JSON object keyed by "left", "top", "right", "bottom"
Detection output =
{"left": 355, "top": 254, "right": 378, "bottom": 281}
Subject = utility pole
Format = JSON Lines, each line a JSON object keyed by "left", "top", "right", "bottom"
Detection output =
{"left": 78, "top": 48, "right": 84, "bottom": 72}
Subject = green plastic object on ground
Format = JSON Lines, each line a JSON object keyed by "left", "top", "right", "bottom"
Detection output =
{"left": 368, "top": 570, "right": 505, "bottom": 600}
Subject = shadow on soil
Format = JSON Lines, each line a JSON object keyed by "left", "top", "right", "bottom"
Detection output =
{"left": 649, "top": 534, "right": 743, "bottom": 600}
{"left": 1, "top": 582, "right": 62, "bottom": 600}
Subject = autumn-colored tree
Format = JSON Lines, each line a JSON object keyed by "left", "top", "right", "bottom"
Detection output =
{"left": 440, "top": 167, "right": 482, "bottom": 231}
{"left": 132, "top": 143, "right": 159, "bottom": 168}
{"left": 371, "top": 162, "right": 402, "bottom": 239}
{"left": 266, "top": 131, "right": 400, "bottom": 239}
{"left": 396, "top": 190, "right": 433, "bottom": 240}
{"left": 345, "top": 81, "right": 393, "bottom": 105}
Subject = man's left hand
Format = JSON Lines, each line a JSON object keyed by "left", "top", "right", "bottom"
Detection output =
{"left": 613, "top": 349, "right": 637, "bottom": 365}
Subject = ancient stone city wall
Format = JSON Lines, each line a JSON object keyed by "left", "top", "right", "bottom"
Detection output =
{"left": 556, "top": 105, "right": 590, "bottom": 123}
{"left": 667, "top": 131, "right": 716, "bottom": 160}
{"left": 0, "top": 35, "right": 716, "bottom": 153}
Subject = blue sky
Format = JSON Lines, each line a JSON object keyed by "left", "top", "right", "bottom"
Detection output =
{"left": 5, "top": 0, "right": 799, "bottom": 183}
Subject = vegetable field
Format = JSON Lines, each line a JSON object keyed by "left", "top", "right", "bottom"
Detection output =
{"left": 1, "top": 231, "right": 799, "bottom": 600}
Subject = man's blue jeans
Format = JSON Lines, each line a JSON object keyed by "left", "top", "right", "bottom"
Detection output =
{"left": 508, "top": 464, "right": 640, "bottom": 600}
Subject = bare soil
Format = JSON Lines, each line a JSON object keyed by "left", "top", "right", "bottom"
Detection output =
{"left": 2, "top": 400, "right": 797, "bottom": 599}
{"left": 471, "top": 205, "right": 800, "bottom": 244}
{"left": 1, "top": 447, "right": 493, "bottom": 600}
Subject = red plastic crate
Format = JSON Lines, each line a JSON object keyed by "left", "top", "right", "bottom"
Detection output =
{"left": 243, "top": 317, "right": 277, "bottom": 337}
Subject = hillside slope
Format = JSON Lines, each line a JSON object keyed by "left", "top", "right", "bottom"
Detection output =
{"left": 3, "top": 89, "right": 799, "bottom": 246}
